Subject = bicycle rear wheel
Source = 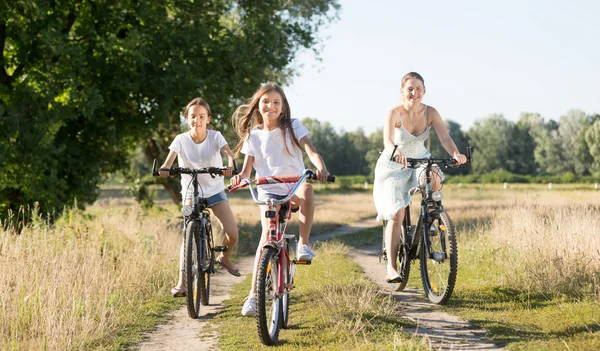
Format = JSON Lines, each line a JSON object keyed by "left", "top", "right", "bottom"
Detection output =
{"left": 199, "top": 218, "right": 213, "bottom": 306}
{"left": 419, "top": 211, "right": 457, "bottom": 305}
{"left": 185, "top": 220, "right": 202, "bottom": 318}
{"left": 382, "top": 220, "right": 411, "bottom": 291}
{"left": 256, "top": 246, "right": 282, "bottom": 345}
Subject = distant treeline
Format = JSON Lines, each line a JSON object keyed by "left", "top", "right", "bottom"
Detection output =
{"left": 300, "top": 109, "right": 600, "bottom": 181}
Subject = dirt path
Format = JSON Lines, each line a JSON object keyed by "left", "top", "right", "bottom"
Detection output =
{"left": 349, "top": 244, "right": 506, "bottom": 350}
{"left": 134, "top": 256, "right": 255, "bottom": 351}
{"left": 135, "top": 218, "right": 504, "bottom": 350}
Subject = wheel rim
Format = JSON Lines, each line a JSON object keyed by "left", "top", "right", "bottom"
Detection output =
{"left": 282, "top": 257, "right": 291, "bottom": 328}
{"left": 426, "top": 218, "right": 451, "bottom": 298}
{"left": 266, "top": 260, "right": 281, "bottom": 338}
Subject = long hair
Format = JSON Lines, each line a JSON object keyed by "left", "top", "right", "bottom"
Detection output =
{"left": 232, "top": 82, "right": 301, "bottom": 157}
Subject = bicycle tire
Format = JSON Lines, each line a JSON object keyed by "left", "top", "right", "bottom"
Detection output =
{"left": 199, "top": 218, "right": 212, "bottom": 306}
{"left": 256, "top": 246, "right": 282, "bottom": 345}
{"left": 419, "top": 210, "right": 457, "bottom": 305}
{"left": 185, "top": 220, "right": 202, "bottom": 318}
{"left": 382, "top": 220, "right": 411, "bottom": 291}
{"left": 281, "top": 243, "right": 292, "bottom": 329}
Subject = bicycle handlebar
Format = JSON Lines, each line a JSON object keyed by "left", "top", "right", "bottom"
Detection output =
{"left": 151, "top": 159, "right": 238, "bottom": 177}
{"left": 228, "top": 169, "right": 335, "bottom": 206}
{"left": 390, "top": 146, "right": 473, "bottom": 169}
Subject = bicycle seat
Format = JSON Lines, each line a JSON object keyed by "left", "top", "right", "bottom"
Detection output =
{"left": 278, "top": 203, "right": 299, "bottom": 222}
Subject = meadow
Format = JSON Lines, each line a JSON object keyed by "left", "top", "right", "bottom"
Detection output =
{"left": 1, "top": 183, "right": 599, "bottom": 350}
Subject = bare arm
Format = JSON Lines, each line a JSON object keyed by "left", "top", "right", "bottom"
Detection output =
{"left": 429, "top": 107, "right": 467, "bottom": 164}
{"left": 159, "top": 150, "right": 178, "bottom": 177}
{"left": 299, "top": 136, "right": 329, "bottom": 181}
{"left": 384, "top": 108, "right": 407, "bottom": 167}
{"left": 220, "top": 144, "right": 236, "bottom": 176}
{"left": 383, "top": 109, "right": 398, "bottom": 152}
{"left": 229, "top": 154, "right": 254, "bottom": 186}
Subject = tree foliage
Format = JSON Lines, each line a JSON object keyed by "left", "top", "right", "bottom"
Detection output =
{"left": 0, "top": 0, "right": 340, "bottom": 216}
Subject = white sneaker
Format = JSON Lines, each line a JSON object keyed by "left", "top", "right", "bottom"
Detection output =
{"left": 297, "top": 244, "right": 316, "bottom": 261}
{"left": 241, "top": 295, "right": 257, "bottom": 316}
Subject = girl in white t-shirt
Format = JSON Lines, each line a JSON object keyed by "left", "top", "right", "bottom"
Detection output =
{"left": 229, "top": 82, "right": 330, "bottom": 316}
{"left": 159, "top": 98, "right": 240, "bottom": 297}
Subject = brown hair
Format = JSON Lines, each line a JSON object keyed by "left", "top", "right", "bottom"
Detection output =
{"left": 401, "top": 72, "right": 425, "bottom": 88}
{"left": 232, "top": 82, "right": 301, "bottom": 157}
{"left": 184, "top": 97, "right": 213, "bottom": 129}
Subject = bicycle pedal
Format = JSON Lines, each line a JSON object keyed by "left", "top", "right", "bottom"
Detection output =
{"left": 293, "top": 259, "right": 312, "bottom": 265}
{"left": 213, "top": 246, "right": 228, "bottom": 252}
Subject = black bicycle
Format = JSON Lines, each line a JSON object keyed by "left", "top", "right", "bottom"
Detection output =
{"left": 380, "top": 147, "right": 471, "bottom": 304}
{"left": 152, "top": 160, "right": 235, "bottom": 318}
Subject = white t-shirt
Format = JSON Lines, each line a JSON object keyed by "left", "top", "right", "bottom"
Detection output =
{"left": 169, "top": 130, "right": 228, "bottom": 198}
{"left": 241, "top": 119, "right": 310, "bottom": 196}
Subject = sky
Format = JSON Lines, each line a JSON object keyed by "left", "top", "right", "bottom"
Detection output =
{"left": 284, "top": 0, "right": 600, "bottom": 135}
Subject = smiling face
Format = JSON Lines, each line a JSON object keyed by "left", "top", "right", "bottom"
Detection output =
{"left": 401, "top": 77, "right": 426, "bottom": 104}
{"left": 258, "top": 90, "right": 283, "bottom": 123}
{"left": 186, "top": 104, "right": 211, "bottom": 133}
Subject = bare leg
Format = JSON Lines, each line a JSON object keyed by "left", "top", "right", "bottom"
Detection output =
{"left": 174, "top": 239, "right": 185, "bottom": 290}
{"left": 385, "top": 208, "right": 405, "bottom": 277}
{"left": 211, "top": 201, "right": 239, "bottom": 270}
{"left": 291, "top": 183, "right": 314, "bottom": 247}
{"left": 420, "top": 167, "right": 443, "bottom": 191}
{"left": 249, "top": 205, "right": 271, "bottom": 295}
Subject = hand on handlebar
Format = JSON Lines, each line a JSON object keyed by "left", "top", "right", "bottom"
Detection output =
{"left": 392, "top": 151, "right": 408, "bottom": 168}
{"left": 221, "top": 166, "right": 235, "bottom": 177}
{"left": 159, "top": 166, "right": 172, "bottom": 177}
{"left": 229, "top": 173, "right": 248, "bottom": 188}
{"left": 315, "top": 168, "right": 330, "bottom": 182}
{"left": 452, "top": 152, "right": 467, "bottom": 165}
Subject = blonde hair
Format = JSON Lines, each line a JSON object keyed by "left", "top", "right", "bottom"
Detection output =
{"left": 232, "top": 82, "right": 300, "bottom": 157}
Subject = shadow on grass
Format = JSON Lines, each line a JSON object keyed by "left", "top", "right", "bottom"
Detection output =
{"left": 449, "top": 285, "right": 600, "bottom": 347}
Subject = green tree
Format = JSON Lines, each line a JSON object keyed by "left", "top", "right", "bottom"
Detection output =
{"left": 428, "top": 120, "right": 470, "bottom": 175}
{"left": 558, "top": 109, "right": 594, "bottom": 176}
{"left": 585, "top": 118, "right": 600, "bottom": 176}
{"left": 0, "top": 0, "right": 340, "bottom": 216}
{"left": 468, "top": 114, "right": 529, "bottom": 174}
{"left": 365, "top": 128, "right": 383, "bottom": 175}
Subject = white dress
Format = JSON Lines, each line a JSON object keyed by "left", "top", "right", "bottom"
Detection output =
{"left": 373, "top": 106, "right": 443, "bottom": 221}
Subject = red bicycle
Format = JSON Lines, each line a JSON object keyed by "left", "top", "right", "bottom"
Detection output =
{"left": 229, "top": 169, "right": 334, "bottom": 345}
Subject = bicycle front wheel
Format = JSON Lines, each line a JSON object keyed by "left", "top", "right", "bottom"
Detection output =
{"left": 185, "top": 220, "right": 202, "bottom": 318}
{"left": 199, "top": 219, "right": 212, "bottom": 306}
{"left": 256, "top": 246, "right": 282, "bottom": 345}
{"left": 419, "top": 211, "right": 457, "bottom": 305}
{"left": 281, "top": 246, "right": 293, "bottom": 329}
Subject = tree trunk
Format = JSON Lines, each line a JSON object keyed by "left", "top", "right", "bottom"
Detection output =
{"left": 142, "top": 138, "right": 182, "bottom": 205}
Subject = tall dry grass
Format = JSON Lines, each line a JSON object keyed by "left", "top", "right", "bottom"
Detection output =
{"left": 229, "top": 191, "right": 377, "bottom": 253}
{"left": 486, "top": 194, "right": 600, "bottom": 298}
{"left": 0, "top": 199, "right": 180, "bottom": 350}
{"left": 0, "top": 191, "right": 378, "bottom": 350}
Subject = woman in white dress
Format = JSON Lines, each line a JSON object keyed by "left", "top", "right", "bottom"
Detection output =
{"left": 373, "top": 72, "right": 467, "bottom": 282}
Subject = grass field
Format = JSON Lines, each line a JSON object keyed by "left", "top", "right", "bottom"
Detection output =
{"left": 2, "top": 184, "right": 599, "bottom": 350}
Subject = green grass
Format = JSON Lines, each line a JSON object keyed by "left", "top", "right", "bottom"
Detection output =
{"left": 448, "top": 237, "right": 600, "bottom": 351}
{"left": 81, "top": 297, "right": 183, "bottom": 350}
{"left": 322, "top": 225, "right": 600, "bottom": 350}
{"left": 215, "top": 242, "right": 430, "bottom": 350}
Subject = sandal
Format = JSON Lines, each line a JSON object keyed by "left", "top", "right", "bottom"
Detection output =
{"left": 171, "top": 287, "right": 186, "bottom": 298}
{"left": 386, "top": 274, "right": 402, "bottom": 283}
{"left": 216, "top": 257, "right": 241, "bottom": 277}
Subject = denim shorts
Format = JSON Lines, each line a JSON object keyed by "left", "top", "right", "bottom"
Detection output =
{"left": 257, "top": 192, "right": 288, "bottom": 202}
{"left": 183, "top": 190, "right": 228, "bottom": 207}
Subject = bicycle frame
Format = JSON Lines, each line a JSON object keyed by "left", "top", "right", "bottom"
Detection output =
{"left": 230, "top": 170, "right": 318, "bottom": 296}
